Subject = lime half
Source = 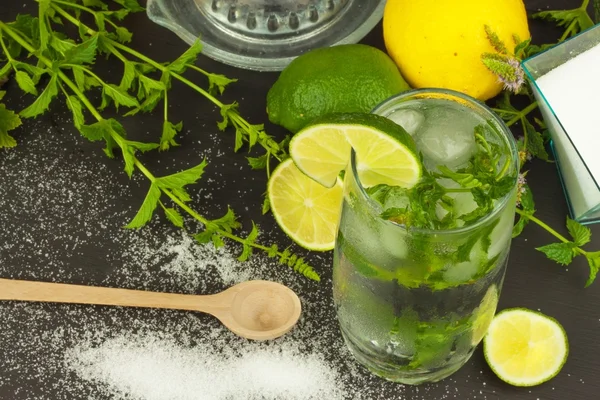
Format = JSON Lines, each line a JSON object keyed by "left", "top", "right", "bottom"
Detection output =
{"left": 289, "top": 113, "right": 422, "bottom": 189}
{"left": 268, "top": 158, "right": 344, "bottom": 251}
{"left": 484, "top": 308, "right": 569, "bottom": 387}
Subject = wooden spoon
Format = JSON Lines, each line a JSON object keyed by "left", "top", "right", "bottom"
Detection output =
{"left": 0, "top": 278, "right": 302, "bottom": 341}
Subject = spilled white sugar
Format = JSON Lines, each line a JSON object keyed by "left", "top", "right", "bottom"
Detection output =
{"left": 66, "top": 334, "right": 344, "bottom": 400}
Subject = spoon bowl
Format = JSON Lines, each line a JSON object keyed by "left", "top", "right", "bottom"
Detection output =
{"left": 0, "top": 278, "right": 302, "bottom": 341}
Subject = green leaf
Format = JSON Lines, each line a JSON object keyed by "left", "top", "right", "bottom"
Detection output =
{"left": 156, "top": 160, "right": 208, "bottom": 189}
{"left": 0, "top": 63, "right": 11, "bottom": 80}
{"left": 163, "top": 205, "right": 184, "bottom": 228}
{"left": 0, "top": 104, "right": 22, "bottom": 148}
{"left": 167, "top": 40, "right": 203, "bottom": 74}
{"left": 50, "top": 36, "right": 76, "bottom": 54}
{"left": 171, "top": 187, "right": 191, "bottom": 202}
{"left": 15, "top": 71, "right": 38, "bottom": 95}
{"left": 115, "top": 26, "right": 133, "bottom": 43}
{"left": 119, "top": 61, "right": 136, "bottom": 91}
{"left": 125, "top": 183, "right": 161, "bottom": 228}
{"left": 567, "top": 217, "right": 591, "bottom": 247}
{"left": 113, "top": 0, "right": 145, "bottom": 12}
{"left": 127, "top": 140, "right": 160, "bottom": 153}
{"left": 262, "top": 195, "right": 270, "bottom": 214}
{"left": 20, "top": 75, "right": 58, "bottom": 118}
{"left": 534, "top": 7, "right": 594, "bottom": 39}
{"left": 536, "top": 242, "right": 577, "bottom": 266}
{"left": 79, "top": 119, "right": 111, "bottom": 142}
{"left": 523, "top": 119, "right": 549, "bottom": 161}
{"left": 160, "top": 120, "right": 182, "bottom": 151}
{"left": 211, "top": 207, "right": 241, "bottom": 233}
{"left": 194, "top": 230, "right": 213, "bottom": 244}
{"left": 138, "top": 74, "right": 166, "bottom": 93}
{"left": 38, "top": 0, "right": 51, "bottom": 51}
{"left": 73, "top": 67, "right": 86, "bottom": 92}
{"left": 66, "top": 95, "right": 85, "bottom": 129}
{"left": 103, "top": 83, "right": 139, "bottom": 108}
{"left": 63, "top": 35, "right": 98, "bottom": 65}
{"left": 234, "top": 127, "right": 244, "bottom": 152}
{"left": 246, "top": 123, "right": 262, "bottom": 149}
{"left": 218, "top": 101, "right": 238, "bottom": 131}
{"left": 83, "top": 0, "right": 109, "bottom": 9}
{"left": 247, "top": 154, "right": 268, "bottom": 170}
{"left": 207, "top": 73, "right": 237, "bottom": 95}
{"left": 212, "top": 234, "right": 225, "bottom": 248}
{"left": 238, "top": 222, "right": 259, "bottom": 262}
{"left": 585, "top": 251, "right": 600, "bottom": 287}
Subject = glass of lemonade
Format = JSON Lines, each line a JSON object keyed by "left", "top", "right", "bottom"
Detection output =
{"left": 333, "top": 89, "right": 519, "bottom": 384}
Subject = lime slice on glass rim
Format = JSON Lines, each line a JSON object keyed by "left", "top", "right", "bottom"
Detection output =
{"left": 289, "top": 113, "right": 422, "bottom": 189}
{"left": 483, "top": 308, "right": 569, "bottom": 387}
{"left": 267, "top": 159, "right": 344, "bottom": 251}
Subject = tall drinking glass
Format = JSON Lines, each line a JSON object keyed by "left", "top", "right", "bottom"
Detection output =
{"left": 333, "top": 89, "right": 519, "bottom": 385}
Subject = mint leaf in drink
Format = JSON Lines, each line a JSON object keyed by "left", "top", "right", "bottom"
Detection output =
{"left": 536, "top": 242, "right": 577, "bottom": 265}
{"left": 566, "top": 218, "right": 591, "bottom": 247}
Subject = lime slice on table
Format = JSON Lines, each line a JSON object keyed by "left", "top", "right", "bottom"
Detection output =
{"left": 484, "top": 308, "right": 569, "bottom": 387}
{"left": 289, "top": 113, "right": 422, "bottom": 189}
{"left": 268, "top": 158, "right": 344, "bottom": 251}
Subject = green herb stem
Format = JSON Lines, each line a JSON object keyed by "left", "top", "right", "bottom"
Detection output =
{"left": 516, "top": 208, "right": 587, "bottom": 257}
{"left": 505, "top": 102, "right": 539, "bottom": 127}
{"left": 50, "top": 3, "right": 286, "bottom": 162}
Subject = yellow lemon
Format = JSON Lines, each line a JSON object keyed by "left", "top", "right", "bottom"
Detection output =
{"left": 383, "top": 0, "right": 530, "bottom": 101}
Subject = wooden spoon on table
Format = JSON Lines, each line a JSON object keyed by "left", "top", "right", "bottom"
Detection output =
{"left": 0, "top": 278, "right": 302, "bottom": 341}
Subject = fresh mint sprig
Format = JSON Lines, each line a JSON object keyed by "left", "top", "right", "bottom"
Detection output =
{"left": 0, "top": 90, "right": 22, "bottom": 148}
{"left": 479, "top": 0, "right": 600, "bottom": 286}
{"left": 0, "top": 1, "right": 319, "bottom": 281}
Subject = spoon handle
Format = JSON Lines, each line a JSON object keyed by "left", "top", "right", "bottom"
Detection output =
{"left": 0, "top": 278, "right": 226, "bottom": 315}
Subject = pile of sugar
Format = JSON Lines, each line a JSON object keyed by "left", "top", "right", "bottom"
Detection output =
{"left": 66, "top": 333, "right": 345, "bottom": 400}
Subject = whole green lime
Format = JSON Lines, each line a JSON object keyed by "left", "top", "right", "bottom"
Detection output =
{"left": 267, "top": 44, "right": 411, "bottom": 133}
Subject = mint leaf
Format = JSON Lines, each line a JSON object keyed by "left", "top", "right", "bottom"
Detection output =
{"left": 585, "top": 251, "right": 600, "bottom": 287}
{"left": 0, "top": 103, "right": 22, "bottom": 148}
{"left": 524, "top": 119, "right": 549, "bottom": 161}
{"left": 38, "top": 0, "right": 51, "bottom": 51}
{"left": 217, "top": 101, "right": 238, "bottom": 131}
{"left": 167, "top": 40, "right": 203, "bottom": 74}
{"left": 66, "top": 95, "right": 85, "bottom": 129}
{"left": 160, "top": 120, "right": 182, "bottom": 151}
{"left": 113, "top": 0, "right": 144, "bottom": 12}
{"left": 513, "top": 184, "right": 535, "bottom": 238}
{"left": 211, "top": 207, "right": 241, "bottom": 233}
{"left": 63, "top": 35, "right": 98, "bottom": 65}
{"left": 536, "top": 242, "right": 577, "bottom": 265}
{"left": 103, "top": 83, "right": 139, "bottom": 109}
{"left": 262, "top": 195, "right": 270, "bottom": 214}
{"left": 567, "top": 217, "right": 591, "bottom": 247}
{"left": 125, "top": 183, "right": 161, "bottom": 228}
{"left": 207, "top": 73, "right": 237, "bottom": 95}
{"left": 163, "top": 205, "right": 184, "bottom": 228}
{"left": 15, "top": 70, "right": 38, "bottom": 95}
{"left": 126, "top": 140, "right": 160, "bottom": 153}
{"left": 156, "top": 160, "right": 208, "bottom": 189}
{"left": 138, "top": 74, "right": 165, "bottom": 93}
{"left": 119, "top": 61, "right": 136, "bottom": 91}
{"left": 79, "top": 119, "right": 110, "bottom": 142}
{"left": 534, "top": 7, "right": 594, "bottom": 38}
{"left": 20, "top": 74, "right": 58, "bottom": 118}
{"left": 247, "top": 154, "right": 268, "bottom": 170}
{"left": 83, "top": 0, "right": 109, "bottom": 9}
{"left": 115, "top": 26, "right": 133, "bottom": 43}
{"left": 238, "top": 222, "right": 259, "bottom": 262}
{"left": 50, "top": 36, "right": 76, "bottom": 54}
{"left": 73, "top": 67, "right": 86, "bottom": 92}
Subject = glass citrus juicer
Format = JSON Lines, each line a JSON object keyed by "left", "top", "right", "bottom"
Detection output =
{"left": 146, "top": 0, "right": 386, "bottom": 71}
